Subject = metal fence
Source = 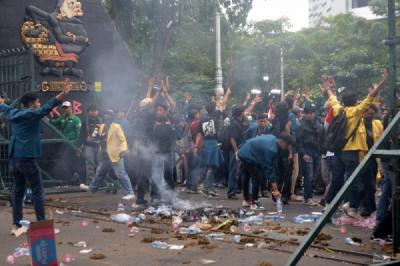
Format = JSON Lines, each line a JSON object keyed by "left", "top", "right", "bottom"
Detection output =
{"left": 0, "top": 48, "right": 34, "bottom": 192}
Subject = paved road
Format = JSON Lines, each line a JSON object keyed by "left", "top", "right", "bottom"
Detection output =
{"left": 0, "top": 188, "right": 392, "bottom": 266}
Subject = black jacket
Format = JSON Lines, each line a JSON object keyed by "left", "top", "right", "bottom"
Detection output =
{"left": 296, "top": 117, "right": 321, "bottom": 155}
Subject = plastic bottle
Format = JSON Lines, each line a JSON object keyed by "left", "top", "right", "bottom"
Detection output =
{"left": 179, "top": 227, "right": 201, "bottom": 235}
{"left": 276, "top": 198, "right": 283, "bottom": 214}
{"left": 152, "top": 241, "right": 170, "bottom": 249}
{"left": 206, "top": 233, "right": 225, "bottom": 240}
{"left": 110, "top": 213, "right": 132, "bottom": 224}
{"left": 239, "top": 215, "right": 263, "bottom": 225}
{"left": 233, "top": 235, "right": 241, "bottom": 244}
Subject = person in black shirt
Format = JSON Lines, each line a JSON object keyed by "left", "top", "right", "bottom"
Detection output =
{"left": 198, "top": 102, "right": 223, "bottom": 197}
{"left": 150, "top": 102, "right": 176, "bottom": 203}
{"left": 79, "top": 104, "right": 102, "bottom": 185}
{"left": 227, "top": 106, "right": 246, "bottom": 199}
{"left": 296, "top": 105, "right": 321, "bottom": 205}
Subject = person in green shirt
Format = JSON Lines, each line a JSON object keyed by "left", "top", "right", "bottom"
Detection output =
{"left": 51, "top": 101, "right": 83, "bottom": 182}
{"left": 51, "top": 101, "right": 82, "bottom": 144}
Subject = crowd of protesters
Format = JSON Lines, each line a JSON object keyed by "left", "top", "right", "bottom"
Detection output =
{"left": 4, "top": 70, "right": 396, "bottom": 243}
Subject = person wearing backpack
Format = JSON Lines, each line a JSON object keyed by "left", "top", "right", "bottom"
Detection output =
{"left": 324, "top": 69, "right": 387, "bottom": 218}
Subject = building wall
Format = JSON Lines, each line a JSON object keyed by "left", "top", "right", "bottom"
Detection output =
{"left": 309, "top": 0, "right": 376, "bottom": 27}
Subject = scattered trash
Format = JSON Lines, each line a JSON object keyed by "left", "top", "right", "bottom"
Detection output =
{"left": 238, "top": 215, "right": 263, "bottom": 225}
{"left": 117, "top": 203, "right": 125, "bottom": 212}
{"left": 345, "top": 237, "right": 360, "bottom": 246}
{"left": 244, "top": 243, "right": 254, "bottom": 247}
{"left": 293, "top": 214, "right": 322, "bottom": 224}
{"left": 54, "top": 228, "right": 60, "bottom": 235}
{"left": 90, "top": 253, "right": 106, "bottom": 260}
{"left": 6, "top": 255, "right": 15, "bottom": 265}
{"left": 63, "top": 254, "right": 74, "bottom": 263}
{"left": 179, "top": 226, "right": 202, "bottom": 235}
{"left": 156, "top": 205, "right": 172, "bottom": 217}
{"left": 151, "top": 241, "right": 184, "bottom": 250}
{"left": 211, "top": 219, "right": 237, "bottom": 231}
{"left": 81, "top": 220, "right": 89, "bottom": 227}
{"left": 333, "top": 215, "right": 375, "bottom": 229}
{"left": 234, "top": 235, "right": 241, "bottom": 244}
{"left": 110, "top": 213, "right": 131, "bottom": 224}
{"left": 206, "top": 233, "right": 225, "bottom": 241}
{"left": 230, "top": 225, "right": 238, "bottom": 233}
{"left": 373, "top": 253, "right": 391, "bottom": 263}
{"left": 95, "top": 225, "right": 101, "bottom": 229}
{"left": 73, "top": 241, "right": 87, "bottom": 248}
{"left": 199, "top": 259, "right": 216, "bottom": 265}
{"left": 71, "top": 210, "right": 82, "bottom": 213}
{"left": 144, "top": 206, "right": 156, "bottom": 214}
{"left": 339, "top": 226, "right": 347, "bottom": 234}
{"left": 55, "top": 209, "right": 64, "bottom": 215}
{"left": 257, "top": 243, "right": 270, "bottom": 249}
{"left": 131, "top": 203, "right": 138, "bottom": 209}
{"left": 80, "top": 249, "right": 93, "bottom": 254}
{"left": 130, "top": 226, "right": 140, "bottom": 234}
{"left": 102, "top": 228, "right": 115, "bottom": 233}
{"left": 242, "top": 224, "right": 250, "bottom": 232}
{"left": 13, "top": 247, "right": 30, "bottom": 258}
{"left": 264, "top": 214, "right": 285, "bottom": 222}
{"left": 138, "top": 213, "right": 146, "bottom": 220}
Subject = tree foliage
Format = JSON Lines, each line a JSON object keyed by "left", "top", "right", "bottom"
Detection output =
{"left": 106, "top": 1, "right": 390, "bottom": 104}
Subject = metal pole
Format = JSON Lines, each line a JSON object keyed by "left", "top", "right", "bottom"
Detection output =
{"left": 215, "top": 11, "right": 224, "bottom": 96}
{"left": 387, "top": 0, "right": 400, "bottom": 255}
{"left": 280, "top": 47, "right": 284, "bottom": 100}
{"left": 286, "top": 110, "right": 400, "bottom": 265}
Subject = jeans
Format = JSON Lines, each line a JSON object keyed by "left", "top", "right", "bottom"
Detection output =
{"left": 84, "top": 145, "right": 98, "bottom": 183}
{"left": 277, "top": 152, "right": 292, "bottom": 199}
{"left": 187, "top": 154, "right": 203, "bottom": 191}
{"left": 359, "top": 160, "right": 377, "bottom": 215}
{"left": 377, "top": 161, "right": 392, "bottom": 222}
{"left": 10, "top": 159, "right": 45, "bottom": 226}
{"left": 151, "top": 153, "right": 175, "bottom": 200}
{"left": 241, "top": 161, "right": 263, "bottom": 202}
{"left": 203, "top": 167, "right": 215, "bottom": 191}
{"left": 90, "top": 158, "right": 133, "bottom": 195}
{"left": 328, "top": 151, "right": 361, "bottom": 209}
{"left": 228, "top": 151, "right": 239, "bottom": 197}
{"left": 301, "top": 150, "right": 320, "bottom": 200}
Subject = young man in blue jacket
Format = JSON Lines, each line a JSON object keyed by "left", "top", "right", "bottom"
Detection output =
{"left": 0, "top": 80, "right": 72, "bottom": 234}
{"left": 238, "top": 133, "right": 292, "bottom": 209}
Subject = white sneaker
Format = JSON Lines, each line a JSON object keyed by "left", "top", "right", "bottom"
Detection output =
{"left": 304, "top": 199, "right": 318, "bottom": 206}
{"left": 340, "top": 202, "right": 350, "bottom": 211}
{"left": 122, "top": 194, "right": 136, "bottom": 201}
{"left": 242, "top": 200, "right": 251, "bottom": 207}
{"left": 11, "top": 226, "right": 19, "bottom": 236}
{"left": 80, "top": 184, "right": 89, "bottom": 191}
{"left": 342, "top": 204, "right": 360, "bottom": 218}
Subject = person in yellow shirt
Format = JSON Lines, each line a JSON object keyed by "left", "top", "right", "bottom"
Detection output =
{"left": 80, "top": 109, "right": 135, "bottom": 201}
{"left": 324, "top": 69, "right": 387, "bottom": 218}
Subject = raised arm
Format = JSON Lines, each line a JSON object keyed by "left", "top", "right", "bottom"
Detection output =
{"left": 369, "top": 68, "right": 388, "bottom": 98}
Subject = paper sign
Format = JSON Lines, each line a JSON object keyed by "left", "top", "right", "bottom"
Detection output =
{"left": 28, "top": 220, "right": 58, "bottom": 266}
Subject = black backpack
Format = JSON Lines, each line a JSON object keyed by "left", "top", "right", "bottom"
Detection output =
{"left": 326, "top": 110, "right": 361, "bottom": 152}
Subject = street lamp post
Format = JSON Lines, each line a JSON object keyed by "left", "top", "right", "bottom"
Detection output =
{"left": 215, "top": 11, "right": 224, "bottom": 96}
